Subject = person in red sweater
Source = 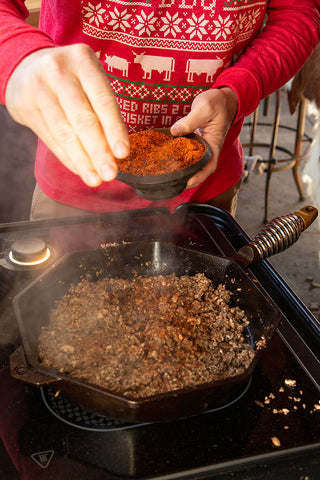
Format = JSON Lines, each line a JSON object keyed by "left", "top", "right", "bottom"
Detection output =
{"left": 0, "top": 0, "right": 319, "bottom": 219}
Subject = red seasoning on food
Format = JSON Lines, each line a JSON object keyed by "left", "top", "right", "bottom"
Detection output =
{"left": 116, "top": 130, "right": 205, "bottom": 176}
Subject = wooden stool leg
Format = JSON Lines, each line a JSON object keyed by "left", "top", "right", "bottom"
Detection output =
{"left": 249, "top": 106, "right": 259, "bottom": 156}
{"left": 263, "top": 90, "right": 281, "bottom": 223}
{"left": 292, "top": 98, "right": 306, "bottom": 201}
{"left": 264, "top": 164, "right": 272, "bottom": 223}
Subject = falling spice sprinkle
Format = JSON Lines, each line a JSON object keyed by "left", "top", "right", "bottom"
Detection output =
{"left": 117, "top": 130, "right": 205, "bottom": 176}
{"left": 271, "top": 436, "right": 281, "bottom": 447}
{"left": 284, "top": 379, "right": 296, "bottom": 388}
{"left": 279, "top": 408, "right": 290, "bottom": 415}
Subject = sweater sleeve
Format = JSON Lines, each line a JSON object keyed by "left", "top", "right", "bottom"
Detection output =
{"left": 0, "top": 1, "right": 57, "bottom": 104}
{"left": 213, "top": 0, "right": 320, "bottom": 121}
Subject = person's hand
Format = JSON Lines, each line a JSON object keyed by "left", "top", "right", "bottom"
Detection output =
{"left": 170, "top": 87, "right": 238, "bottom": 189}
{"left": 5, "top": 44, "right": 130, "bottom": 187}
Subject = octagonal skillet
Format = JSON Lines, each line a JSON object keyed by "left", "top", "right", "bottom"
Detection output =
{"left": 10, "top": 206, "right": 317, "bottom": 423}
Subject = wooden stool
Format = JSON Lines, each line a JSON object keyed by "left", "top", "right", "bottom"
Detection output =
{"left": 242, "top": 89, "right": 313, "bottom": 223}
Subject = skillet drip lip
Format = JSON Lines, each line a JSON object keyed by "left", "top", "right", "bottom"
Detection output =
{"left": 40, "top": 376, "right": 252, "bottom": 431}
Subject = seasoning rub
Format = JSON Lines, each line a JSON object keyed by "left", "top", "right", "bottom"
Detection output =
{"left": 117, "top": 130, "right": 205, "bottom": 176}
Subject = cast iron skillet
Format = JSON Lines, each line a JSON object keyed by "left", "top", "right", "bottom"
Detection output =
{"left": 10, "top": 206, "right": 317, "bottom": 422}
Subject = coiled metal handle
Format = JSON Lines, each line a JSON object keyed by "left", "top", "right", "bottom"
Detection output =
{"left": 248, "top": 213, "right": 305, "bottom": 260}
{"left": 235, "top": 206, "right": 318, "bottom": 267}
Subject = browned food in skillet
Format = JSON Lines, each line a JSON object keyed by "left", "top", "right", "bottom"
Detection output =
{"left": 39, "top": 272, "right": 255, "bottom": 398}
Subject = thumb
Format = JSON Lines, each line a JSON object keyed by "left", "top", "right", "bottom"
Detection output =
{"left": 170, "top": 106, "right": 206, "bottom": 138}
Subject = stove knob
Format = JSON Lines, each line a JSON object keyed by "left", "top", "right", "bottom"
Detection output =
{"left": 9, "top": 238, "right": 50, "bottom": 266}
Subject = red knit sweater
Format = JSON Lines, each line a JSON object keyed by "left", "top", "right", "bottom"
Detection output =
{"left": 0, "top": 0, "right": 319, "bottom": 212}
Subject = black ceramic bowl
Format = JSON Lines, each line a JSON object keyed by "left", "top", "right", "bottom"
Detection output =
{"left": 116, "top": 128, "right": 211, "bottom": 201}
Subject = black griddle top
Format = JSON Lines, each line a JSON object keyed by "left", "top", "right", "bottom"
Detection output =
{"left": 0, "top": 204, "right": 319, "bottom": 480}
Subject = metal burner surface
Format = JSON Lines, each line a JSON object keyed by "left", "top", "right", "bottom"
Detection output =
{"left": 40, "top": 386, "right": 146, "bottom": 431}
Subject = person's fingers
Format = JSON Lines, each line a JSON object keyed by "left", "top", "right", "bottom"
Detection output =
{"left": 40, "top": 45, "right": 124, "bottom": 182}
{"left": 172, "top": 108, "right": 222, "bottom": 188}
{"left": 170, "top": 106, "right": 208, "bottom": 138}
{"left": 52, "top": 69, "right": 118, "bottom": 182}
{"left": 5, "top": 45, "right": 130, "bottom": 186}
{"left": 170, "top": 89, "right": 238, "bottom": 188}
{"left": 53, "top": 45, "right": 130, "bottom": 181}
{"left": 23, "top": 74, "right": 102, "bottom": 186}
{"left": 185, "top": 125, "right": 226, "bottom": 189}
{"left": 186, "top": 161, "right": 217, "bottom": 189}
{"left": 75, "top": 46, "right": 130, "bottom": 162}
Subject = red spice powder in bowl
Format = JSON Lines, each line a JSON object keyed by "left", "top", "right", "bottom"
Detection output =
{"left": 116, "top": 128, "right": 211, "bottom": 200}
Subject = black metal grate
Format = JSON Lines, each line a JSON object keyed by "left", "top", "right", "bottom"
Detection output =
{"left": 40, "top": 386, "right": 141, "bottom": 431}
{"left": 41, "top": 378, "right": 251, "bottom": 432}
